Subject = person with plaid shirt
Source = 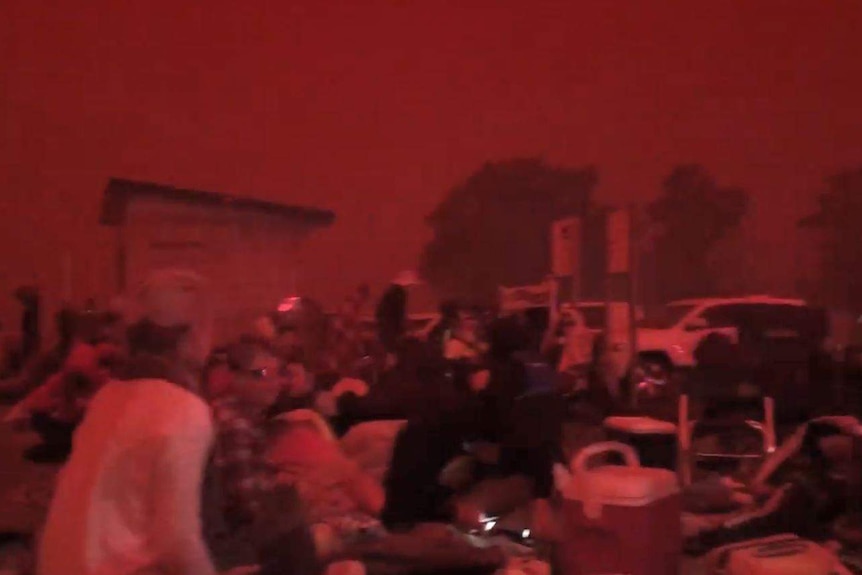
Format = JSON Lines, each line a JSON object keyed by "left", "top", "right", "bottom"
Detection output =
{"left": 208, "top": 337, "right": 320, "bottom": 575}
{"left": 211, "top": 393, "right": 276, "bottom": 525}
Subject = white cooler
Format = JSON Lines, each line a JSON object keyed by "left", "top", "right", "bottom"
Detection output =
{"left": 705, "top": 534, "right": 852, "bottom": 575}
{"left": 556, "top": 442, "right": 681, "bottom": 575}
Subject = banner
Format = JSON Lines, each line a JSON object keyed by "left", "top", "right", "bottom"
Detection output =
{"left": 550, "top": 217, "right": 580, "bottom": 277}
{"left": 498, "top": 282, "right": 552, "bottom": 311}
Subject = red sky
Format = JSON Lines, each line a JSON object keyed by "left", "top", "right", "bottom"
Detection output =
{"left": 1, "top": 1, "right": 861, "bottom": 324}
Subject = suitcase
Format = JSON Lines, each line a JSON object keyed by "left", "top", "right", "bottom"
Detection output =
{"left": 705, "top": 534, "right": 853, "bottom": 574}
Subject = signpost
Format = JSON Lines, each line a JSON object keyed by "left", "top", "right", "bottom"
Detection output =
{"left": 605, "top": 208, "right": 638, "bottom": 400}
{"left": 550, "top": 216, "right": 581, "bottom": 303}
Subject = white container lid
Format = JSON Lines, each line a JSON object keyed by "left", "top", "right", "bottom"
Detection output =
{"left": 561, "top": 442, "right": 679, "bottom": 517}
{"left": 566, "top": 465, "right": 679, "bottom": 507}
{"left": 604, "top": 416, "right": 677, "bottom": 435}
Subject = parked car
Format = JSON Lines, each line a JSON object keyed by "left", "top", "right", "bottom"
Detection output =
{"left": 635, "top": 295, "right": 827, "bottom": 385}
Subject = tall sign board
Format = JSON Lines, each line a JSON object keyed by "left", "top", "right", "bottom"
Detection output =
{"left": 550, "top": 216, "right": 581, "bottom": 302}
{"left": 604, "top": 208, "right": 636, "bottom": 398}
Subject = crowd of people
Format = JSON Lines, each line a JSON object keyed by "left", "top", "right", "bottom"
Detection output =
{"left": 5, "top": 270, "right": 858, "bottom": 574}
{"left": 0, "top": 271, "right": 612, "bottom": 575}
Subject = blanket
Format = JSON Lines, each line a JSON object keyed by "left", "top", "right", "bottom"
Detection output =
{"left": 340, "top": 420, "right": 407, "bottom": 484}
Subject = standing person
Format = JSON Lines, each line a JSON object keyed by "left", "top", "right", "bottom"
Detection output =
{"left": 427, "top": 300, "right": 459, "bottom": 359}
{"left": 375, "top": 271, "right": 421, "bottom": 356}
{"left": 37, "top": 269, "right": 234, "bottom": 575}
{"left": 443, "top": 308, "right": 486, "bottom": 364}
{"left": 375, "top": 284, "right": 407, "bottom": 356}
{"left": 15, "top": 285, "right": 41, "bottom": 364}
{"left": 0, "top": 307, "right": 79, "bottom": 400}
{"left": 266, "top": 410, "right": 385, "bottom": 558}
{"left": 556, "top": 307, "right": 594, "bottom": 394}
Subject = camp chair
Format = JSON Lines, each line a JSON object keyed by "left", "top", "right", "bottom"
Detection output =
{"left": 677, "top": 369, "right": 776, "bottom": 486}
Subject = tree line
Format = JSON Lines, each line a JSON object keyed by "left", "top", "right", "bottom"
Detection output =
{"left": 418, "top": 158, "right": 862, "bottom": 311}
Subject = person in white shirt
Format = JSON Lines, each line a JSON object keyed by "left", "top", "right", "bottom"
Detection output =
{"left": 557, "top": 307, "right": 593, "bottom": 377}
{"left": 540, "top": 304, "right": 593, "bottom": 396}
{"left": 37, "top": 269, "right": 249, "bottom": 575}
{"left": 443, "top": 309, "right": 487, "bottom": 364}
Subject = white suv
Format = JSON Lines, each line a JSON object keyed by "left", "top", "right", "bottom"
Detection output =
{"left": 635, "top": 296, "right": 811, "bottom": 377}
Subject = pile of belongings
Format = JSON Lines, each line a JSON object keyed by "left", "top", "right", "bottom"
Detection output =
{"left": 682, "top": 415, "right": 862, "bottom": 558}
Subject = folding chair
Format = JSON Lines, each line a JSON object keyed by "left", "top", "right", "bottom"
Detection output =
{"left": 677, "top": 369, "right": 776, "bottom": 486}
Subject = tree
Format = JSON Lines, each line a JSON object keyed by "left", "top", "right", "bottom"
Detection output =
{"left": 798, "top": 166, "right": 862, "bottom": 311}
{"left": 419, "top": 158, "right": 598, "bottom": 303}
{"left": 647, "top": 165, "right": 749, "bottom": 301}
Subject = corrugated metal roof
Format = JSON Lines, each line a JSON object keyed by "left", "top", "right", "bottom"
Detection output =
{"left": 99, "top": 178, "right": 336, "bottom": 227}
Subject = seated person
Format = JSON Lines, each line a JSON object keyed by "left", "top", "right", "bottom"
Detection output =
{"left": 451, "top": 318, "right": 563, "bottom": 528}
{"left": 266, "top": 409, "right": 385, "bottom": 556}
{"left": 203, "top": 349, "right": 233, "bottom": 398}
{"left": 272, "top": 322, "right": 304, "bottom": 364}
{"left": 384, "top": 316, "right": 560, "bottom": 531}
{"left": 208, "top": 336, "right": 319, "bottom": 575}
{"left": 5, "top": 340, "right": 122, "bottom": 460}
{"left": 266, "top": 360, "right": 317, "bottom": 417}
{"left": 0, "top": 308, "right": 78, "bottom": 400}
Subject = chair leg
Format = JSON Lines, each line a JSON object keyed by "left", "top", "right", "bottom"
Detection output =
{"left": 678, "top": 394, "right": 692, "bottom": 486}
{"left": 763, "top": 396, "right": 777, "bottom": 454}
{"left": 678, "top": 394, "right": 691, "bottom": 451}
{"left": 678, "top": 447, "right": 693, "bottom": 486}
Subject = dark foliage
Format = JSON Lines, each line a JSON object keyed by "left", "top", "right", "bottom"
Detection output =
{"left": 648, "top": 164, "right": 749, "bottom": 300}
{"left": 419, "top": 158, "right": 598, "bottom": 302}
{"left": 798, "top": 166, "right": 862, "bottom": 310}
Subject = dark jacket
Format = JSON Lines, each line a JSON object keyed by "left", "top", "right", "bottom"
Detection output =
{"left": 375, "top": 284, "right": 407, "bottom": 352}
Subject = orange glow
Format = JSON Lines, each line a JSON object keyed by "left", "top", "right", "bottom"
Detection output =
{"left": 277, "top": 297, "right": 301, "bottom": 313}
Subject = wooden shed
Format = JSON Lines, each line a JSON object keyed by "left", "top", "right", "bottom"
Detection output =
{"left": 100, "top": 178, "right": 334, "bottom": 341}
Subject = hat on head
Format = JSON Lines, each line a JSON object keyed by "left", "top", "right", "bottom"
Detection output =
{"left": 392, "top": 270, "right": 421, "bottom": 287}
{"left": 127, "top": 269, "right": 210, "bottom": 327}
{"left": 126, "top": 269, "right": 213, "bottom": 362}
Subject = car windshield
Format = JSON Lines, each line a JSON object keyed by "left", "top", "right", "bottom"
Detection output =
{"left": 638, "top": 304, "right": 697, "bottom": 329}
